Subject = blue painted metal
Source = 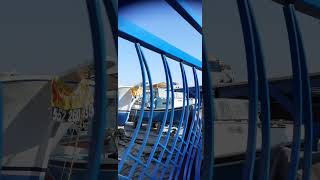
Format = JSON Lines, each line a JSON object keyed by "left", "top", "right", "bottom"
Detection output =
{"left": 159, "top": 60, "right": 187, "bottom": 179}
{"left": 237, "top": 0, "right": 259, "bottom": 180}
{"left": 186, "top": 67, "right": 202, "bottom": 180}
{"left": 292, "top": 4, "right": 313, "bottom": 179}
{"left": 139, "top": 54, "right": 171, "bottom": 179}
{"left": 127, "top": 43, "right": 155, "bottom": 178}
{"left": 118, "top": 42, "right": 147, "bottom": 175}
{"left": 283, "top": 4, "right": 303, "bottom": 180}
{"left": 169, "top": 63, "right": 191, "bottom": 180}
{"left": 151, "top": 55, "right": 175, "bottom": 177}
{"left": 118, "top": 17, "right": 202, "bottom": 69}
{"left": 247, "top": 2, "right": 271, "bottom": 180}
{"left": 85, "top": 0, "right": 108, "bottom": 179}
{"left": 175, "top": 67, "right": 199, "bottom": 180}
{"left": 0, "top": 82, "right": 2, "bottom": 178}
{"left": 202, "top": 41, "right": 215, "bottom": 180}
{"left": 118, "top": 2, "right": 203, "bottom": 179}
{"left": 165, "top": 0, "right": 202, "bottom": 34}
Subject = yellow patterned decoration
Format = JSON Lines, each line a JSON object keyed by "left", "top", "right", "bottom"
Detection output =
{"left": 51, "top": 78, "right": 93, "bottom": 110}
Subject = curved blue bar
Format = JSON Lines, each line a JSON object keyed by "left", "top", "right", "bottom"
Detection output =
{"left": 186, "top": 67, "right": 201, "bottom": 179}
{"left": 160, "top": 58, "right": 187, "bottom": 178}
{"left": 85, "top": 0, "right": 108, "bottom": 179}
{"left": 182, "top": 69, "right": 199, "bottom": 179}
{"left": 283, "top": 5, "right": 303, "bottom": 180}
{"left": 175, "top": 68, "right": 198, "bottom": 179}
{"left": 247, "top": 2, "right": 271, "bottom": 180}
{"left": 151, "top": 56, "right": 175, "bottom": 176}
{"left": 169, "top": 63, "right": 190, "bottom": 180}
{"left": 195, "top": 70, "right": 202, "bottom": 180}
{"left": 128, "top": 43, "right": 156, "bottom": 178}
{"left": 202, "top": 41, "right": 215, "bottom": 180}
{"left": 237, "top": 0, "right": 259, "bottom": 180}
{"left": 292, "top": 5, "right": 313, "bottom": 180}
{"left": 139, "top": 54, "right": 171, "bottom": 179}
{"left": 118, "top": 42, "right": 147, "bottom": 173}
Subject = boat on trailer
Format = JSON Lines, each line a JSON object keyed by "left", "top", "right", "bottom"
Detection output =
{"left": 118, "top": 83, "right": 195, "bottom": 126}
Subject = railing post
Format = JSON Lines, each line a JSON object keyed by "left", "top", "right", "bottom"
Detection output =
{"left": 174, "top": 67, "right": 199, "bottom": 180}
{"left": 151, "top": 55, "right": 175, "bottom": 177}
{"left": 237, "top": 0, "right": 259, "bottom": 179}
{"left": 127, "top": 44, "right": 155, "bottom": 178}
{"left": 290, "top": 4, "right": 313, "bottom": 179}
{"left": 246, "top": 1, "right": 271, "bottom": 180}
{"left": 169, "top": 63, "right": 190, "bottom": 180}
{"left": 186, "top": 67, "right": 202, "bottom": 180}
{"left": 86, "top": 0, "right": 108, "bottom": 179}
{"left": 118, "top": 43, "right": 147, "bottom": 176}
{"left": 139, "top": 54, "right": 171, "bottom": 179}
{"left": 160, "top": 58, "right": 187, "bottom": 179}
{"left": 283, "top": 4, "right": 304, "bottom": 180}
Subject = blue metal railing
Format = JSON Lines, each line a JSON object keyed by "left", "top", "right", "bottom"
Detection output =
{"left": 117, "top": 35, "right": 202, "bottom": 180}
{"left": 118, "top": 2, "right": 202, "bottom": 178}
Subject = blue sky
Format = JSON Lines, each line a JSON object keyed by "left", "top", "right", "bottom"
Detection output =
{"left": 118, "top": 1, "right": 202, "bottom": 87}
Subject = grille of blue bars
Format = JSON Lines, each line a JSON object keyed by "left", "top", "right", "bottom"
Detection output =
{"left": 117, "top": 1, "right": 203, "bottom": 179}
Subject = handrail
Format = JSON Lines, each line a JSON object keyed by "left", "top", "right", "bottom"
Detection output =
{"left": 118, "top": 17, "right": 202, "bottom": 70}
{"left": 85, "top": 0, "right": 108, "bottom": 179}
